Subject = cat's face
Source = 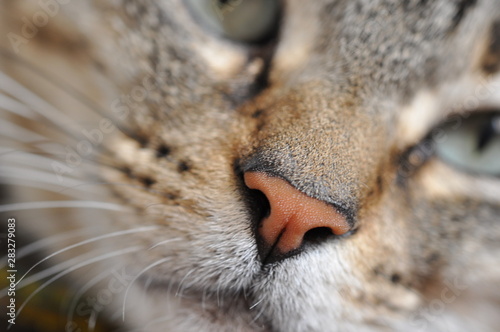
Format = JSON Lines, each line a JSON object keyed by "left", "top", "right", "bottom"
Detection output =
{"left": 1, "top": 0, "right": 500, "bottom": 331}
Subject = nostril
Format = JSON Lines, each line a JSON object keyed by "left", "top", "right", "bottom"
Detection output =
{"left": 303, "top": 227, "right": 335, "bottom": 246}
{"left": 247, "top": 188, "right": 271, "bottom": 223}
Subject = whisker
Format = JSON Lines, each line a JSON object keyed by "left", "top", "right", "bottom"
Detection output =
{"left": 0, "top": 179, "right": 125, "bottom": 202}
{"left": 0, "top": 72, "right": 118, "bottom": 159}
{"left": 3, "top": 148, "right": 125, "bottom": 184}
{"left": 15, "top": 226, "right": 159, "bottom": 286}
{"left": 0, "top": 166, "right": 86, "bottom": 190}
{"left": 175, "top": 269, "right": 195, "bottom": 298}
{"left": 0, "top": 159, "right": 120, "bottom": 198}
{"left": 0, "top": 49, "right": 143, "bottom": 143}
{"left": 122, "top": 257, "right": 171, "bottom": 322}
{"left": 0, "top": 91, "right": 36, "bottom": 118}
{"left": 0, "top": 228, "right": 97, "bottom": 269}
{"left": 66, "top": 266, "right": 117, "bottom": 327}
{"left": 249, "top": 297, "right": 264, "bottom": 310}
{"left": 58, "top": 181, "right": 160, "bottom": 196}
{"left": 148, "top": 238, "right": 182, "bottom": 250}
{"left": 22, "top": 140, "right": 132, "bottom": 179}
{"left": 4, "top": 179, "right": 169, "bottom": 202}
{"left": 0, "top": 200, "right": 132, "bottom": 213}
{"left": 250, "top": 300, "right": 267, "bottom": 325}
{"left": 216, "top": 279, "right": 223, "bottom": 308}
{"left": 58, "top": 180, "right": 187, "bottom": 204}
{"left": 0, "top": 142, "right": 60, "bottom": 159}
{"left": 0, "top": 149, "right": 70, "bottom": 171}
{"left": 88, "top": 308, "right": 100, "bottom": 332}
{"left": 3, "top": 249, "right": 106, "bottom": 296}
{"left": 1, "top": 247, "right": 124, "bottom": 298}
{"left": 0, "top": 71, "right": 83, "bottom": 141}
{"left": 0, "top": 118, "right": 46, "bottom": 142}
{"left": 13, "top": 246, "right": 144, "bottom": 323}
{"left": 0, "top": 177, "right": 87, "bottom": 197}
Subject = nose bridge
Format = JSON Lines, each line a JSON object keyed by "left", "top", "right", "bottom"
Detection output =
{"left": 245, "top": 86, "right": 385, "bottom": 207}
{"left": 240, "top": 84, "right": 388, "bottom": 262}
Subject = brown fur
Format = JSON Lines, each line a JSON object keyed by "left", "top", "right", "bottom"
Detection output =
{"left": 1, "top": 1, "right": 499, "bottom": 331}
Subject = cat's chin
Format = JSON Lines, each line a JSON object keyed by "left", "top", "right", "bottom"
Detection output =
{"left": 127, "top": 275, "right": 268, "bottom": 332}
{"left": 135, "top": 270, "right": 254, "bottom": 307}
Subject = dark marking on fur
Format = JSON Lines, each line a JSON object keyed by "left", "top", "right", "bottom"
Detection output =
{"left": 137, "top": 136, "right": 149, "bottom": 148}
{"left": 426, "top": 252, "right": 440, "bottom": 264}
{"left": 397, "top": 139, "right": 434, "bottom": 186}
{"left": 481, "top": 20, "right": 500, "bottom": 74}
{"left": 140, "top": 176, "right": 156, "bottom": 187}
{"left": 164, "top": 192, "right": 178, "bottom": 200}
{"left": 251, "top": 109, "right": 266, "bottom": 131}
{"left": 122, "top": 166, "right": 132, "bottom": 177}
{"left": 366, "top": 175, "right": 384, "bottom": 199}
{"left": 178, "top": 161, "right": 191, "bottom": 173}
{"left": 390, "top": 273, "right": 402, "bottom": 284}
{"left": 32, "top": 20, "right": 89, "bottom": 56}
{"left": 252, "top": 109, "right": 264, "bottom": 119}
{"left": 376, "top": 175, "right": 383, "bottom": 193}
{"left": 156, "top": 144, "right": 171, "bottom": 158}
{"left": 451, "top": 0, "right": 477, "bottom": 30}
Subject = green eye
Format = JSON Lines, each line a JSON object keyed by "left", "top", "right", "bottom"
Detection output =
{"left": 434, "top": 112, "right": 500, "bottom": 176}
{"left": 187, "top": 0, "right": 280, "bottom": 43}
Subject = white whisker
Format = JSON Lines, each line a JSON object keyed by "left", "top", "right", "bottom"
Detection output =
{"left": 0, "top": 118, "right": 46, "bottom": 142}
{"left": 0, "top": 91, "right": 36, "bottom": 118}
{"left": 3, "top": 250, "right": 104, "bottom": 296}
{"left": 249, "top": 297, "right": 264, "bottom": 310}
{"left": 0, "top": 228, "right": 96, "bottom": 269}
{"left": 122, "top": 257, "right": 171, "bottom": 322}
{"left": 1, "top": 248, "right": 120, "bottom": 298}
{"left": 88, "top": 309, "right": 99, "bottom": 332}
{"left": 15, "top": 226, "right": 159, "bottom": 286}
{"left": 66, "top": 266, "right": 116, "bottom": 327}
{"left": 13, "top": 246, "right": 143, "bottom": 323}
{"left": 0, "top": 166, "right": 86, "bottom": 190}
{"left": 3, "top": 151, "right": 72, "bottom": 172}
{"left": 0, "top": 55, "right": 137, "bottom": 139}
{"left": 175, "top": 269, "right": 195, "bottom": 298}
{"left": 250, "top": 300, "right": 267, "bottom": 325}
{"left": 201, "top": 288, "right": 208, "bottom": 311}
{"left": 0, "top": 200, "right": 132, "bottom": 213}
{"left": 216, "top": 279, "right": 223, "bottom": 308}
{"left": 0, "top": 177, "right": 87, "bottom": 197}
{"left": 148, "top": 238, "right": 182, "bottom": 250}
{"left": 58, "top": 181, "right": 147, "bottom": 196}
{"left": 0, "top": 71, "right": 82, "bottom": 135}
{"left": 0, "top": 143, "right": 54, "bottom": 160}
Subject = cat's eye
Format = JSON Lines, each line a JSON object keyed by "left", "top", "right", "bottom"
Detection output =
{"left": 186, "top": 0, "right": 280, "bottom": 43}
{"left": 434, "top": 112, "right": 500, "bottom": 176}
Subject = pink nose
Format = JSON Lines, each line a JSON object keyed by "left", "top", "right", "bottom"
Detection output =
{"left": 244, "top": 172, "right": 350, "bottom": 254}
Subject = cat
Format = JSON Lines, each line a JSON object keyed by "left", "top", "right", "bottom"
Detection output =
{"left": 1, "top": 0, "right": 500, "bottom": 331}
